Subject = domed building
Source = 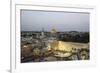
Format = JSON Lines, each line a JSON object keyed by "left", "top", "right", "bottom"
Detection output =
{"left": 50, "top": 27, "right": 58, "bottom": 40}
{"left": 51, "top": 27, "right": 57, "bottom": 34}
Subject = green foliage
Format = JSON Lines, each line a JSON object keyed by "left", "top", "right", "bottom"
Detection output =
{"left": 58, "top": 32, "right": 89, "bottom": 43}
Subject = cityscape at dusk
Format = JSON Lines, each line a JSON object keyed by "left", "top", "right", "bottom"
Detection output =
{"left": 21, "top": 10, "right": 89, "bottom": 63}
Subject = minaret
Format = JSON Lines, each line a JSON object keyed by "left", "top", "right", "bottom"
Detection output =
{"left": 41, "top": 28, "right": 46, "bottom": 48}
{"left": 41, "top": 28, "right": 45, "bottom": 38}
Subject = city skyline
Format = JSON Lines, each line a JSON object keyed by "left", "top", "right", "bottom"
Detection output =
{"left": 21, "top": 10, "right": 89, "bottom": 32}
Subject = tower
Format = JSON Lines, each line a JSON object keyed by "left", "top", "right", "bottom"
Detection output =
{"left": 41, "top": 28, "right": 45, "bottom": 39}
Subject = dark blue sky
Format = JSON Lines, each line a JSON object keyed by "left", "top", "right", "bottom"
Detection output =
{"left": 21, "top": 10, "right": 89, "bottom": 32}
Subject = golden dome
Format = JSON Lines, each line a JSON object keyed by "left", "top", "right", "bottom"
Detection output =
{"left": 51, "top": 27, "right": 56, "bottom": 34}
